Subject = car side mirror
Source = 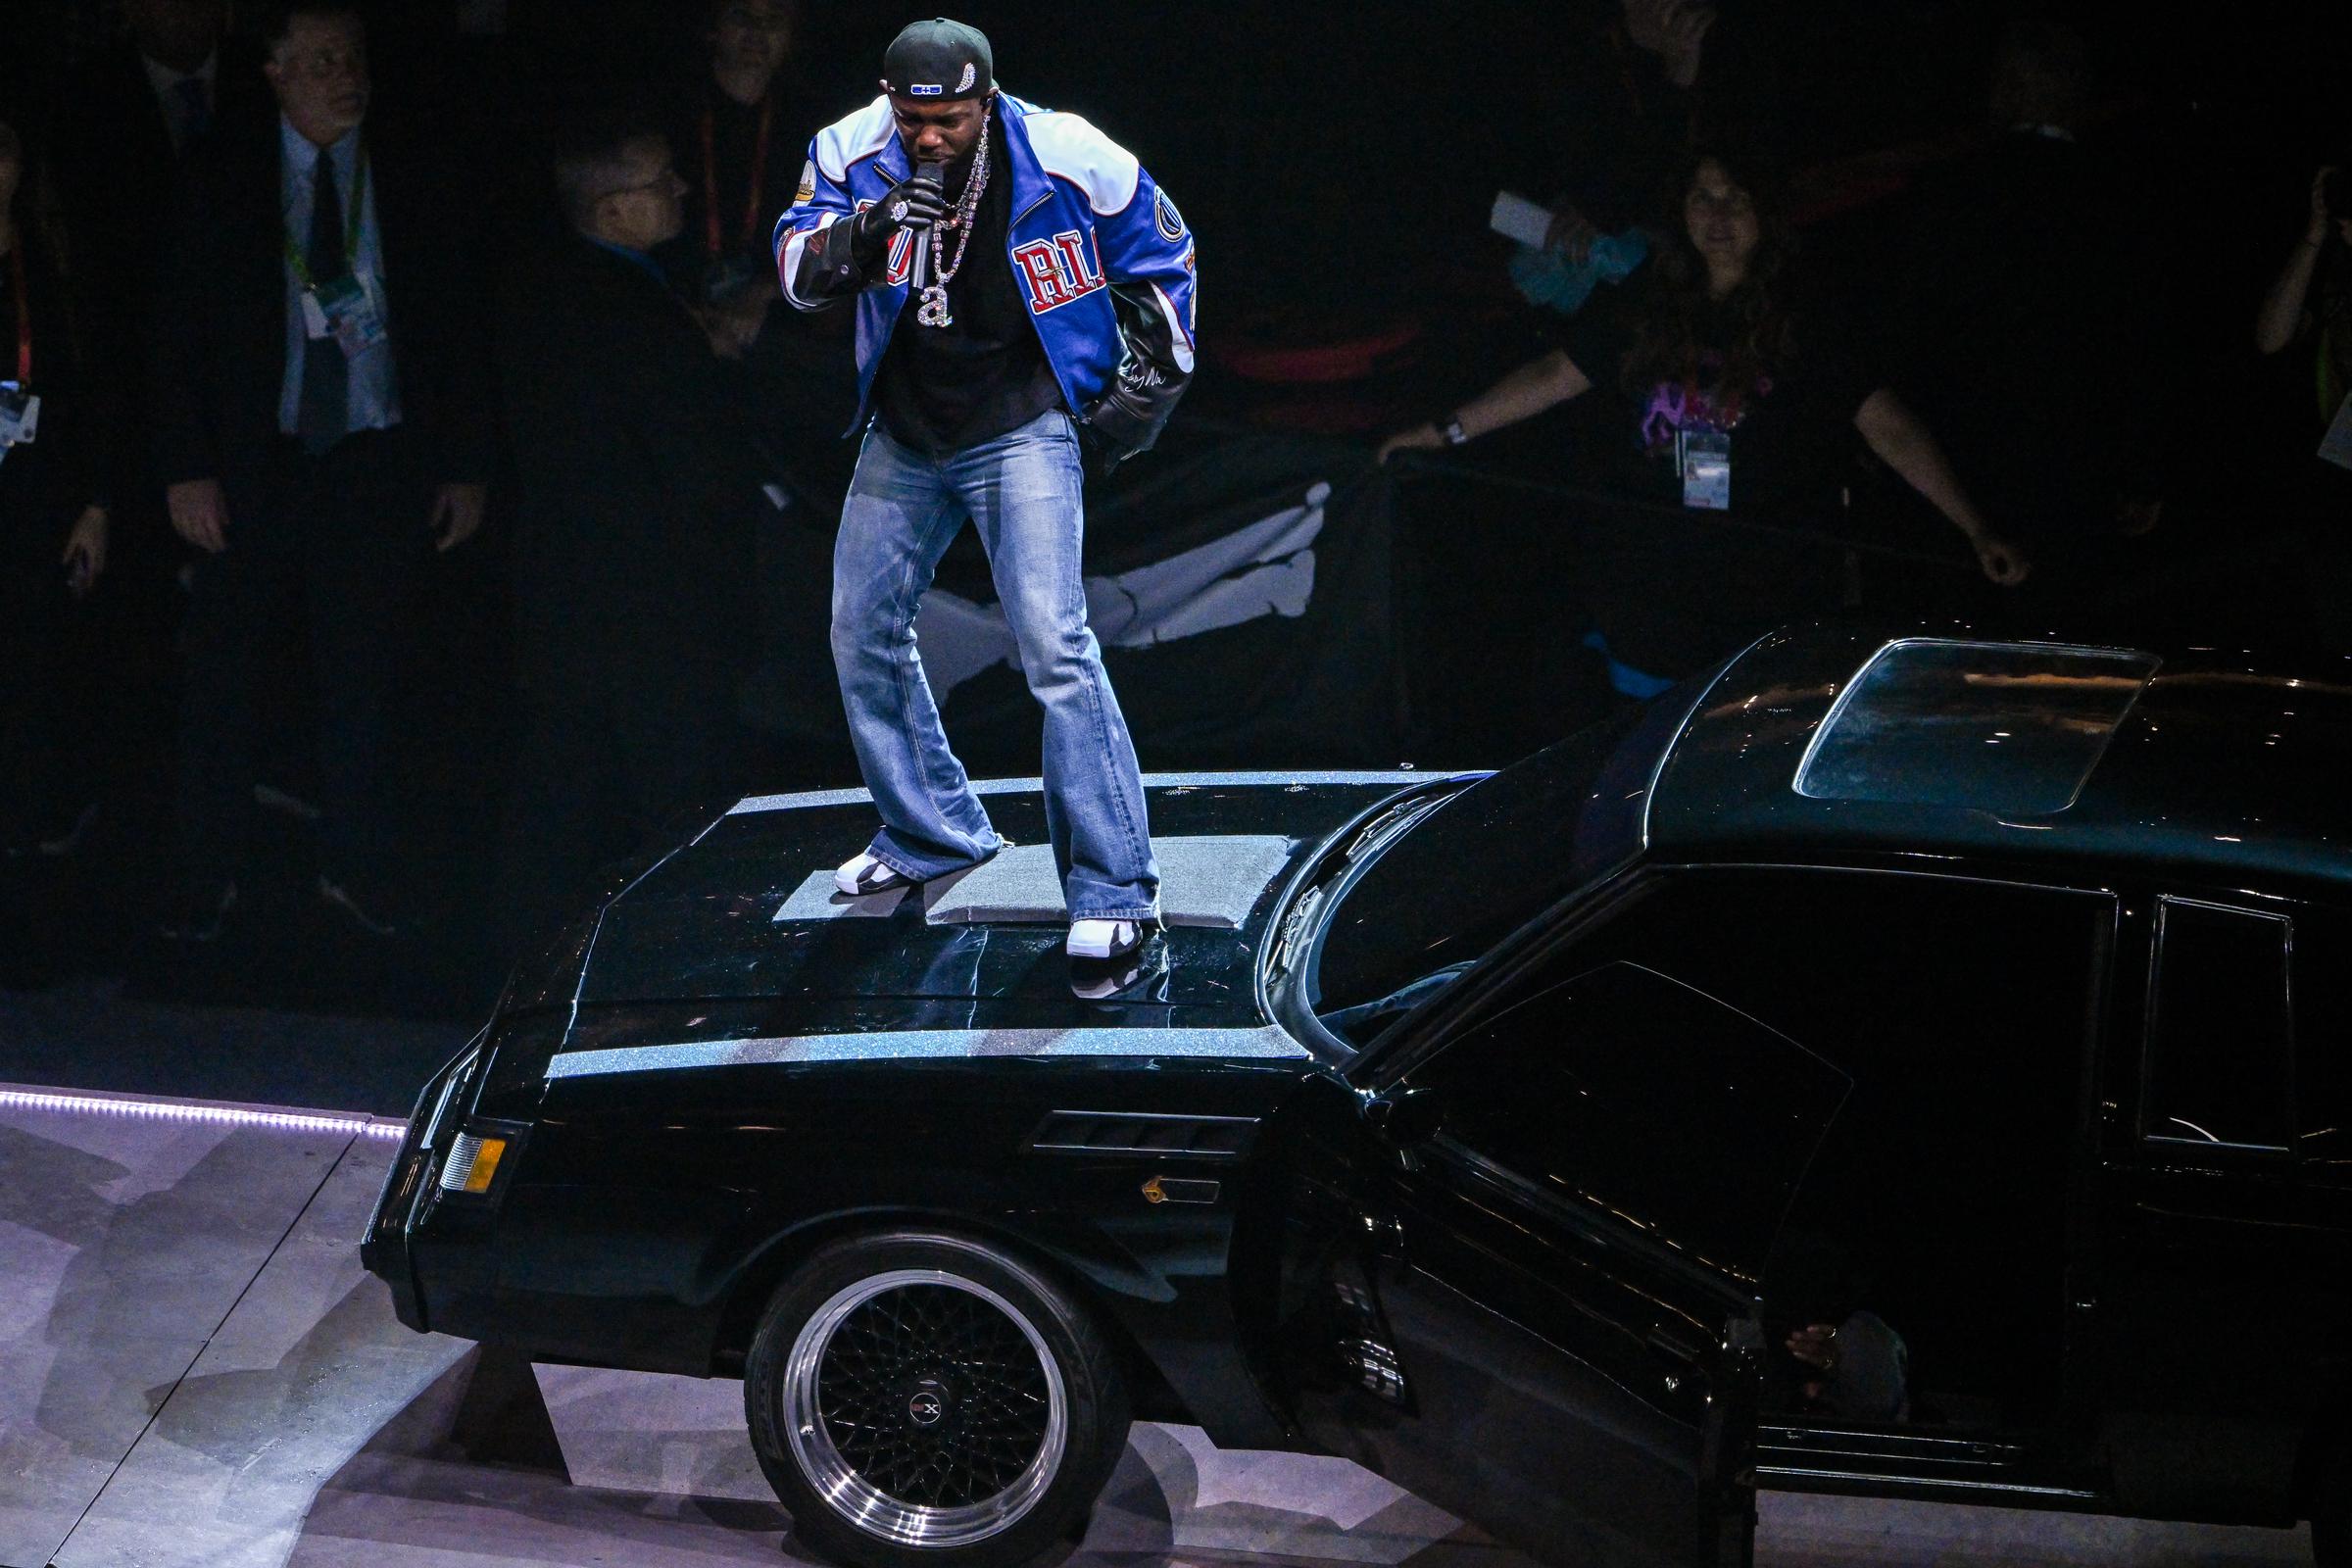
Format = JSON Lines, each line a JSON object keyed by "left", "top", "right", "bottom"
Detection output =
{"left": 1362, "top": 1085, "right": 1446, "bottom": 1150}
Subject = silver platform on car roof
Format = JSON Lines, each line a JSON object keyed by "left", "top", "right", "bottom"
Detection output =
{"left": 770, "top": 834, "right": 1298, "bottom": 929}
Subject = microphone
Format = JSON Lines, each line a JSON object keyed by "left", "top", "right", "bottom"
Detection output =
{"left": 910, "top": 161, "right": 946, "bottom": 292}
{"left": 913, "top": 161, "right": 948, "bottom": 226}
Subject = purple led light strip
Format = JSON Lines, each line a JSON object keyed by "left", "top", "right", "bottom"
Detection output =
{"left": 0, "top": 1083, "right": 405, "bottom": 1139}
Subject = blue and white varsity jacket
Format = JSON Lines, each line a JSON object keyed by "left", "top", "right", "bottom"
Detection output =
{"left": 773, "top": 92, "right": 1197, "bottom": 456}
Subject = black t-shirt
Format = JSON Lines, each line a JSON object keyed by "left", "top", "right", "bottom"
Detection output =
{"left": 1546, "top": 283, "right": 1876, "bottom": 680}
{"left": 1552, "top": 284, "right": 1877, "bottom": 522}
{"left": 874, "top": 111, "right": 1065, "bottom": 457}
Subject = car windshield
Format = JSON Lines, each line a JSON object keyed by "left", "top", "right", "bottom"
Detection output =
{"left": 1307, "top": 690, "right": 1695, "bottom": 1047}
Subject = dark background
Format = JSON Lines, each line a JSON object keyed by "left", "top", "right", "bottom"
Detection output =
{"left": 2, "top": 0, "right": 2349, "bottom": 1108}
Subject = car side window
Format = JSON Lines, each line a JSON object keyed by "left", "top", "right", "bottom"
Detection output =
{"left": 1408, "top": 957, "right": 1849, "bottom": 1286}
{"left": 2142, "top": 899, "right": 2294, "bottom": 1153}
{"left": 1396, "top": 865, "right": 2108, "bottom": 1435}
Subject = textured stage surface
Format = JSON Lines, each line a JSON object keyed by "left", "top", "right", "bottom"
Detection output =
{"left": 0, "top": 1088, "right": 2315, "bottom": 1568}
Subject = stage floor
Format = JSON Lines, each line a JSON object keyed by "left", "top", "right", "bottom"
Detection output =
{"left": 0, "top": 1086, "right": 2314, "bottom": 1568}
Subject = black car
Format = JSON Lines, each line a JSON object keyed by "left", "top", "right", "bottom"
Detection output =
{"left": 365, "top": 625, "right": 2352, "bottom": 1568}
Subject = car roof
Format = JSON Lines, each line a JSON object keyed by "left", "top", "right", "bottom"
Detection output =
{"left": 1645, "top": 624, "right": 2352, "bottom": 898}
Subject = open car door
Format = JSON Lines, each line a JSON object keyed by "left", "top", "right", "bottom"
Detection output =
{"left": 1267, "top": 959, "right": 1850, "bottom": 1567}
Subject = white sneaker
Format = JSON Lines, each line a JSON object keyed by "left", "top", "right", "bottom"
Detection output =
{"left": 834, "top": 853, "right": 914, "bottom": 898}
{"left": 1067, "top": 918, "right": 1145, "bottom": 960}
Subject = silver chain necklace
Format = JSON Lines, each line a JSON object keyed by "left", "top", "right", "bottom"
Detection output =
{"left": 915, "top": 110, "right": 990, "bottom": 328}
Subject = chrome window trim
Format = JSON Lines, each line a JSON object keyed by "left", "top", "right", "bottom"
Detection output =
{"left": 2139, "top": 894, "right": 2297, "bottom": 1154}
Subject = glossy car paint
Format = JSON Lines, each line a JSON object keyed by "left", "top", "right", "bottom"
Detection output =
{"left": 367, "top": 773, "right": 1461, "bottom": 1450}
{"left": 364, "top": 626, "right": 2352, "bottom": 1561}
{"left": 1263, "top": 1046, "right": 1771, "bottom": 1567}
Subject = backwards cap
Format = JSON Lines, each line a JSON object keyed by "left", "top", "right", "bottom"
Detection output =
{"left": 881, "top": 18, "right": 994, "bottom": 101}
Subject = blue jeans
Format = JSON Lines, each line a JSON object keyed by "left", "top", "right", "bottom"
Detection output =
{"left": 831, "top": 410, "right": 1159, "bottom": 921}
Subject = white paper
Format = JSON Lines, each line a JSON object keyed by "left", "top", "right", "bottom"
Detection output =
{"left": 1489, "top": 190, "right": 1555, "bottom": 249}
{"left": 0, "top": 382, "right": 37, "bottom": 447}
{"left": 2321, "top": 392, "right": 2352, "bottom": 473}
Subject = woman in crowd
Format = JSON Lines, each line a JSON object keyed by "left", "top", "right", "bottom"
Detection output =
{"left": 0, "top": 116, "right": 110, "bottom": 856}
{"left": 2254, "top": 160, "right": 2351, "bottom": 414}
{"left": 2253, "top": 154, "right": 2352, "bottom": 647}
{"left": 1381, "top": 149, "right": 2028, "bottom": 692}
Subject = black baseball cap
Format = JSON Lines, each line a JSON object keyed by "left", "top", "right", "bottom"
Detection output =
{"left": 881, "top": 18, "right": 993, "bottom": 101}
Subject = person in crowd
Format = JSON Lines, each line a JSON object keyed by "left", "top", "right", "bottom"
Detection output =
{"left": 1497, "top": 0, "right": 1700, "bottom": 320}
{"left": 660, "top": 0, "right": 858, "bottom": 490}
{"left": 1380, "top": 149, "right": 2028, "bottom": 692}
{"left": 775, "top": 18, "right": 1197, "bottom": 961}
{"left": 2256, "top": 159, "right": 2351, "bottom": 434}
{"left": 48, "top": 0, "right": 249, "bottom": 839}
{"left": 152, "top": 0, "right": 491, "bottom": 941}
{"left": 496, "top": 118, "right": 759, "bottom": 946}
{"left": 2255, "top": 153, "right": 2352, "bottom": 645}
{"left": 1515, "top": 0, "right": 1782, "bottom": 270}
{"left": 659, "top": 0, "right": 804, "bottom": 351}
{"left": 52, "top": 0, "right": 243, "bottom": 436}
{"left": 1, "top": 116, "right": 112, "bottom": 858}
{"left": 1895, "top": 20, "right": 2168, "bottom": 601}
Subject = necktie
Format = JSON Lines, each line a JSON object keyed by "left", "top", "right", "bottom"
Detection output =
{"left": 297, "top": 150, "right": 350, "bottom": 456}
{"left": 172, "top": 76, "right": 211, "bottom": 148}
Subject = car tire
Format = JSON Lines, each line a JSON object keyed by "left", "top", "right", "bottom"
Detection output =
{"left": 744, "top": 1230, "right": 1131, "bottom": 1568}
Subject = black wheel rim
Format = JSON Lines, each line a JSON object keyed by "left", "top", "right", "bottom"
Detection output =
{"left": 816, "top": 1282, "right": 1054, "bottom": 1507}
{"left": 782, "top": 1268, "right": 1070, "bottom": 1546}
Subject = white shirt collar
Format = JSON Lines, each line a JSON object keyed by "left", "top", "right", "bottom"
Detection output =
{"left": 142, "top": 48, "right": 218, "bottom": 100}
{"left": 280, "top": 115, "right": 363, "bottom": 179}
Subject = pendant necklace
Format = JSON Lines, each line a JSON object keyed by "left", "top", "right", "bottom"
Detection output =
{"left": 916, "top": 113, "right": 990, "bottom": 329}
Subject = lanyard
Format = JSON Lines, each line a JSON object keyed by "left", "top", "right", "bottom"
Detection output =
{"left": 702, "top": 93, "right": 773, "bottom": 260}
{"left": 282, "top": 145, "right": 369, "bottom": 291}
{"left": 7, "top": 243, "right": 28, "bottom": 386}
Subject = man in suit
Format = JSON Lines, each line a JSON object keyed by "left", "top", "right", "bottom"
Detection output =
{"left": 154, "top": 0, "right": 491, "bottom": 939}
{"left": 46, "top": 2, "right": 249, "bottom": 852}
{"left": 495, "top": 118, "right": 757, "bottom": 945}
{"left": 53, "top": 1, "right": 246, "bottom": 468}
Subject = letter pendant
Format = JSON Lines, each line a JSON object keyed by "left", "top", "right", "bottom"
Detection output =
{"left": 916, "top": 283, "right": 953, "bottom": 328}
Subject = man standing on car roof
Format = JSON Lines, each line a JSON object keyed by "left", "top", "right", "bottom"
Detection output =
{"left": 774, "top": 18, "right": 1196, "bottom": 962}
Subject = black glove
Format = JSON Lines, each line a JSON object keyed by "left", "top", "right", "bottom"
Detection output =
{"left": 853, "top": 169, "right": 950, "bottom": 255}
{"left": 1079, "top": 380, "right": 1161, "bottom": 476}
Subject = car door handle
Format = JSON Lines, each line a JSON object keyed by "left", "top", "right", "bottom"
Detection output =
{"left": 1359, "top": 1210, "right": 1405, "bottom": 1258}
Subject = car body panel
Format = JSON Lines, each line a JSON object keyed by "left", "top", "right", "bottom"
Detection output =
{"left": 371, "top": 773, "right": 1450, "bottom": 1452}
{"left": 1651, "top": 626, "right": 2352, "bottom": 896}
{"left": 363, "top": 628, "right": 2352, "bottom": 1561}
{"left": 568, "top": 775, "right": 1442, "bottom": 1017}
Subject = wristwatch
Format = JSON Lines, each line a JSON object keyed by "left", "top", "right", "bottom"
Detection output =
{"left": 1440, "top": 416, "right": 1469, "bottom": 446}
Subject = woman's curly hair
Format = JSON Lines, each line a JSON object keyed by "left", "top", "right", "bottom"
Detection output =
{"left": 1620, "top": 148, "right": 1802, "bottom": 412}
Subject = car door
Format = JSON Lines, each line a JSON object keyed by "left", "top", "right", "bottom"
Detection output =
{"left": 1265, "top": 951, "right": 1850, "bottom": 1568}
{"left": 2087, "top": 893, "right": 2352, "bottom": 1524}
